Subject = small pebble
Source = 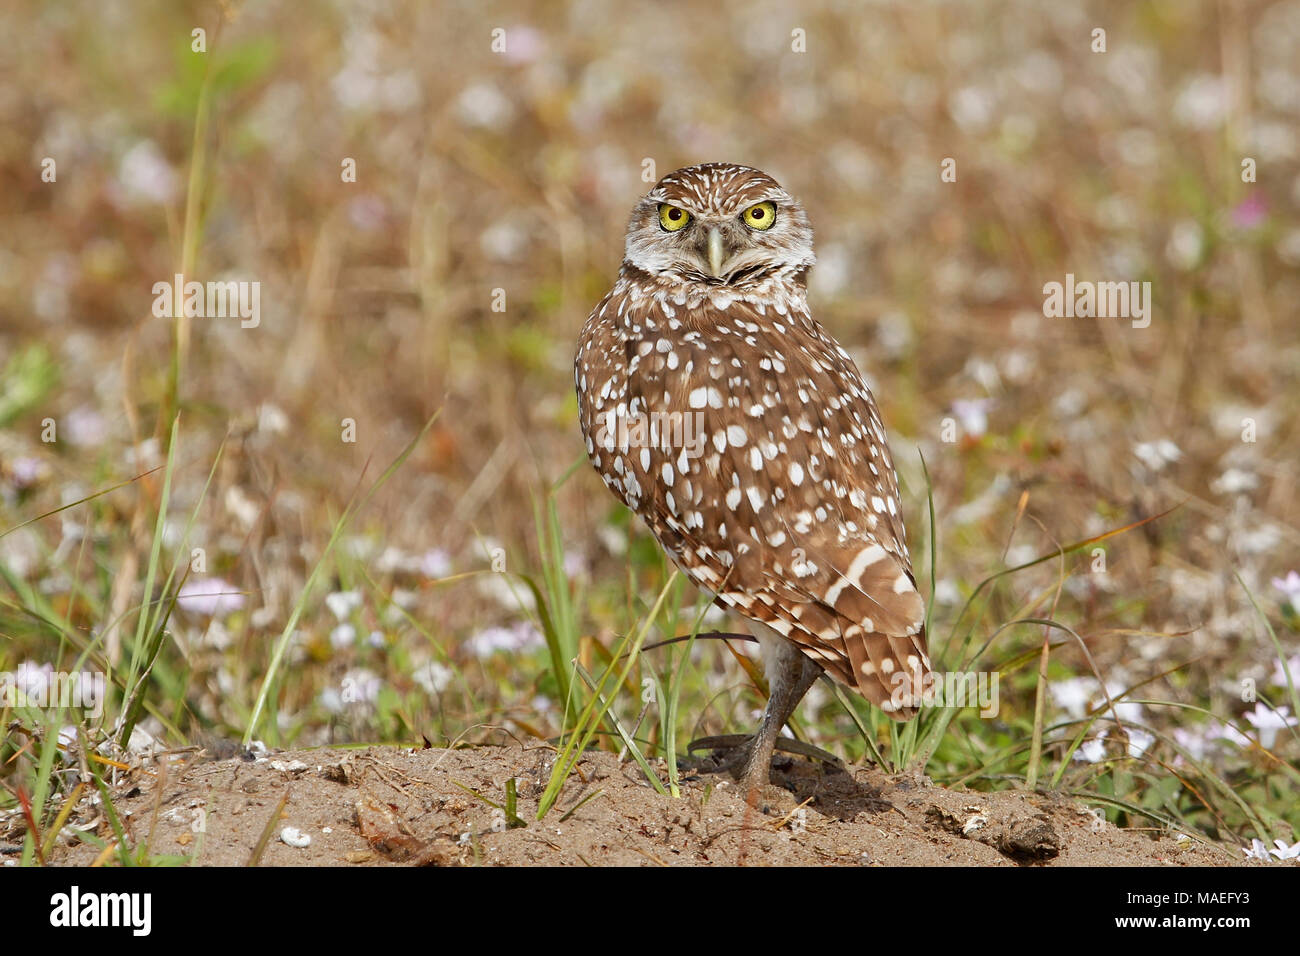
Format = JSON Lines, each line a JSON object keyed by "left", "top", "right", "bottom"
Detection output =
{"left": 270, "top": 759, "right": 310, "bottom": 773}
{"left": 280, "top": 827, "right": 311, "bottom": 848}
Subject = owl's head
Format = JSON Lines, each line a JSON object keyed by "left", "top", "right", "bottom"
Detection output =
{"left": 622, "top": 163, "right": 815, "bottom": 288}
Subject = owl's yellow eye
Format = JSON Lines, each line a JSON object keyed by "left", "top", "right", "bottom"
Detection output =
{"left": 742, "top": 201, "right": 777, "bottom": 230}
{"left": 658, "top": 203, "right": 691, "bottom": 232}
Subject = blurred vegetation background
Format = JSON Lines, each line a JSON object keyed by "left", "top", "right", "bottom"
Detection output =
{"left": 1, "top": 0, "right": 1298, "bottom": 847}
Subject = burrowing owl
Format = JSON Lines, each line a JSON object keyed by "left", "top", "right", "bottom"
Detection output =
{"left": 575, "top": 163, "right": 930, "bottom": 801}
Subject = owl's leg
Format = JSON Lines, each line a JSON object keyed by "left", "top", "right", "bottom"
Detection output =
{"left": 734, "top": 635, "right": 822, "bottom": 806}
{"left": 685, "top": 633, "right": 832, "bottom": 805}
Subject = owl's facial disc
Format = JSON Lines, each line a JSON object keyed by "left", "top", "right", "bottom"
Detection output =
{"left": 682, "top": 211, "right": 791, "bottom": 283}
{"left": 623, "top": 163, "right": 814, "bottom": 288}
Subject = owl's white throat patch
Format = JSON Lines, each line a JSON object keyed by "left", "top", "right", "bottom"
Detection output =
{"left": 615, "top": 271, "right": 808, "bottom": 323}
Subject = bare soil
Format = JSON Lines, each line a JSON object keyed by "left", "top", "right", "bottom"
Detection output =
{"left": 47, "top": 744, "right": 1245, "bottom": 867}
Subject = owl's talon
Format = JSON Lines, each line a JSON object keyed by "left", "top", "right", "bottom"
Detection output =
{"left": 687, "top": 734, "right": 753, "bottom": 775}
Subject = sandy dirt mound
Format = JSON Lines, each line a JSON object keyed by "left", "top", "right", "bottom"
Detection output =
{"left": 48, "top": 744, "right": 1242, "bottom": 866}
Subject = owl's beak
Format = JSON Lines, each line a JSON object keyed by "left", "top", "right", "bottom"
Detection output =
{"left": 706, "top": 226, "right": 726, "bottom": 279}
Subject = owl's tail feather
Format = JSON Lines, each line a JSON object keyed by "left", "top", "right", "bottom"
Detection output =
{"left": 842, "top": 627, "right": 931, "bottom": 721}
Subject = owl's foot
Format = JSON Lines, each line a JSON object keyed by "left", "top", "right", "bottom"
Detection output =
{"left": 686, "top": 733, "right": 753, "bottom": 776}
{"left": 687, "top": 733, "right": 843, "bottom": 772}
{"left": 688, "top": 733, "right": 843, "bottom": 812}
